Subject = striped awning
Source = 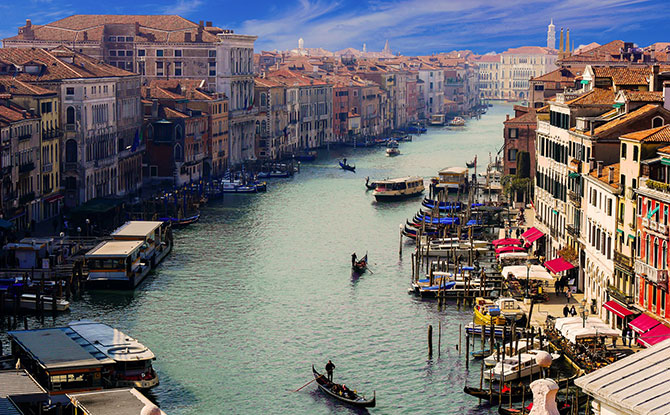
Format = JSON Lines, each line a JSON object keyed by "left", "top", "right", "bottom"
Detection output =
{"left": 629, "top": 313, "right": 660, "bottom": 334}
{"left": 638, "top": 324, "right": 670, "bottom": 347}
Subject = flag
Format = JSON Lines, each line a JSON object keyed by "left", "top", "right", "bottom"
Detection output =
{"left": 131, "top": 128, "right": 142, "bottom": 152}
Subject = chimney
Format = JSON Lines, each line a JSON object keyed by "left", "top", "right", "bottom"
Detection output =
{"left": 206, "top": 21, "right": 212, "bottom": 27}
{"left": 664, "top": 81, "right": 670, "bottom": 111}
{"left": 597, "top": 160, "right": 603, "bottom": 176}
{"left": 23, "top": 19, "right": 34, "bottom": 40}
{"left": 589, "top": 157, "right": 595, "bottom": 172}
{"left": 506, "top": 114, "right": 510, "bottom": 121}
{"left": 651, "top": 64, "right": 660, "bottom": 91}
{"left": 608, "top": 166, "right": 614, "bottom": 183}
{"left": 184, "top": 32, "right": 192, "bottom": 42}
{"left": 135, "top": 22, "right": 140, "bottom": 35}
{"left": 196, "top": 21, "right": 204, "bottom": 42}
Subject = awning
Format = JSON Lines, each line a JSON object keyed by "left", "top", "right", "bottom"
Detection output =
{"left": 603, "top": 301, "right": 635, "bottom": 319}
{"left": 495, "top": 245, "right": 526, "bottom": 254}
{"left": 629, "top": 313, "right": 660, "bottom": 334}
{"left": 44, "top": 193, "right": 64, "bottom": 203}
{"left": 492, "top": 238, "right": 521, "bottom": 247}
{"left": 545, "top": 257, "right": 575, "bottom": 274}
{"left": 568, "top": 172, "right": 580, "bottom": 178}
{"left": 647, "top": 205, "right": 660, "bottom": 219}
{"left": 638, "top": 324, "right": 670, "bottom": 347}
{"left": 521, "top": 227, "right": 545, "bottom": 243}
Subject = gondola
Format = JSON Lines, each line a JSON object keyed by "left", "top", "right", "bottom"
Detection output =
{"left": 498, "top": 394, "right": 587, "bottom": 415}
{"left": 365, "top": 177, "right": 378, "bottom": 190}
{"left": 158, "top": 213, "right": 200, "bottom": 228}
{"left": 339, "top": 160, "right": 356, "bottom": 172}
{"left": 312, "top": 365, "right": 375, "bottom": 408}
{"left": 463, "top": 384, "right": 529, "bottom": 403}
{"left": 471, "top": 349, "right": 493, "bottom": 359}
{"left": 352, "top": 254, "right": 367, "bottom": 274}
{"left": 466, "top": 160, "right": 476, "bottom": 168}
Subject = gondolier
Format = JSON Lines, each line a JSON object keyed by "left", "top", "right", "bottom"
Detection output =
{"left": 351, "top": 253, "right": 357, "bottom": 266}
{"left": 325, "top": 360, "right": 335, "bottom": 382}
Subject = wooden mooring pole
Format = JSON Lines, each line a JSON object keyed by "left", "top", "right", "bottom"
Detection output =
{"left": 428, "top": 325, "right": 433, "bottom": 358}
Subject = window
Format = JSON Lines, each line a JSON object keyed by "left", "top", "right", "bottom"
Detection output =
{"left": 607, "top": 199, "right": 612, "bottom": 216}
{"left": 209, "top": 61, "right": 216, "bottom": 76}
{"left": 621, "top": 143, "right": 627, "bottom": 159}
{"left": 175, "top": 49, "right": 182, "bottom": 57}
{"left": 633, "top": 146, "right": 639, "bottom": 161}
{"left": 138, "top": 49, "right": 146, "bottom": 57}
{"left": 174, "top": 62, "right": 182, "bottom": 76}
{"left": 209, "top": 50, "right": 216, "bottom": 58}
{"left": 109, "top": 50, "right": 117, "bottom": 57}
{"left": 126, "top": 50, "right": 133, "bottom": 56}
{"left": 117, "top": 50, "right": 125, "bottom": 57}
{"left": 509, "top": 128, "right": 518, "bottom": 139}
{"left": 108, "top": 36, "right": 116, "bottom": 42}
{"left": 652, "top": 116, "right": 664, "bottom": 129}
{"left": 66, "top": 87, "right": 74, "bottom": 96}
{"left": 66, "top": 107, "right": 75, "bottom": 124}
{"left": 125, "top": 36, "right": 134, "bottom": 42}
{"left": 156, "top": 62, "right": 164, "bottom": 76}
{"left": 508, "top": 148, "right": 518, "bottom": 161}
{"left": 156, "top": 50, "right": 164, "bottom": 57}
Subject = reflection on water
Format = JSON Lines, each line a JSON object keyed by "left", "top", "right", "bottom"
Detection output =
{"left": 1, "top": 104, "right": 517, "bottom": 414}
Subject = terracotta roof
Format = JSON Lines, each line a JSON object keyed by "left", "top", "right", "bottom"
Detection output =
{"left": 505, "top": 111, "right": 537, "bottom": 124}
{"left": 0, "top": 103, "right": 38, "bottom": 122}
{"left": 567, "top": 88, "right": 615, "bottom": 106}
{"left": 621, "top": 125, "right": 670, "bottom": 142}
{"left": 0, "top": 47, "right": 135, "bottom": 81}
{"left": 617, "top": 90, "right": 663, "bottom": 103}
{"left": 474, "top": 54, "right": 500, "bottom": 63}
{"left": 146, "top": 79, "right": 215, "bottom": 101}
{"left": 565, "top": 40, "right": 627, "bottom": 62}
{"left": 0, "top": 78, "right": 55, "bottom": 96}
{"left": 163, "top": 107, "right": 189, "bottom": 119}
{"left": 502, "top": 46, "right": 557, "bottom": 55}
{"left": 592, "top": 67, "right": 649, "bottom": 85}
{"left": 531, "top": 67, "right": 577, "bottom": 83}
{"left": 658, "top": 145, "right": 670, "bottom": 154}
{"left": 264, "top": 69, "right": 327, "bottom": 87}
{"left": 590, "top": 104, "right": 663, "bottom": 136}
{"left": 589, "top": 162, "right": 620, "bottom": 189}
{"left": 5, "top": 15, "right": 221, "bottom": 44}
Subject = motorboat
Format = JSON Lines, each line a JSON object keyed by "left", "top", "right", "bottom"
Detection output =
{"left": 450, "top": 116, "right": 466, "bottom": 126}
{"left": 483, "top": 349, "right": 561, "bottom": 382}
{"left": 429, "top": 114, "right": 446, "bottom": 125}
{"left": 473, "top": 298, "right": 506, "bottom": 326}
{"left": 484, "top": 339, "right": 539, "bottom": 367}
{"left": 373, "top": 177, "right": 424, "bottom": 201}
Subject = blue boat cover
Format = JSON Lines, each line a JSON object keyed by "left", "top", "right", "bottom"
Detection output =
{"left": 422, "top": 281, "right": 457, "bottom": 291}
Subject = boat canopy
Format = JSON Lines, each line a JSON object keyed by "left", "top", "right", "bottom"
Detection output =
{"left": 111, "top": 221, "right": 163, "bottom": 238}
{"left": 85, "top": 240, "right": 143, "bottom": 258}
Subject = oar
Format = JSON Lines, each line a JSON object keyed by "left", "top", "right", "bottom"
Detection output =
{"left": 290, "top": 377, "right": 317, "bottom": 392}
{"left": 366, "top": 265, "right": 374, "bottom": 274}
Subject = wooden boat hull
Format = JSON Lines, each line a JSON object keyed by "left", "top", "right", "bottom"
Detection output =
{"left": 312, "top": 366, "right": 375, "bottom": 408}
{"left": 339, "top": 161, "right": 356, "bottom": 172}
{"left": 159, "top": 214, "right": 200, "bottom": 228}
{"left": 464, "top": 385, "right": 528, "bottom": 402}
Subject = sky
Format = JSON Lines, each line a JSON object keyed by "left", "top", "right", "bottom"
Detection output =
{"left": 0, "top": 0, "right": 667, "bottom": 55}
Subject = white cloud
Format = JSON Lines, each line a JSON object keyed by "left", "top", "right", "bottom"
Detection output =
{"left": 235, "top": 0, "right": 657, "bottom": 54}
{"left": 162, "top": 0, "right": 203, "bottom": 15}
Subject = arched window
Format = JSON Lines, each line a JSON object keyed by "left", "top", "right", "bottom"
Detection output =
{"left": 174, "top": 143, "right": 183, "bottom": 161}
{"left": 65, "top": 139, "right": 77, "bottom": 163}
{"left": 175, "top": 125, "right": 183, "bottom": 141}
{"left": 636, "top": 231, "right": 641, "bottom": 257}
{"left": 654, "top": 238, "right": 659, "bottom": 268}
{"left": 663, "top": 241, "right": 668, "bottom": 269}
{"left": 260, "top": 93, "right": 267, "bottom": 108}
{"left": 66, "top": 106, "right": 75, "bottom": 125}
{"left": 646, "top": 234, "right": 651, "bottom": 263}
{"left": 652, "top": 116, "right": 664, "bottom": 129}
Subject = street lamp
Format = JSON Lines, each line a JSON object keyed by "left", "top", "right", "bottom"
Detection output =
{"left": 85, "top": 218, "right": 90, "bottom": 237}
{"left": 525, "top": 260, "right": 531, "bottom": 299}
{"left": 579, "top": 299, "right": 589, "bottom": 328}
{"left": 77, "top": 227, "right": 81, "bottom": 239}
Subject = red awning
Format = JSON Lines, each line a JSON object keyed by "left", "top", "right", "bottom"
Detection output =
{"left": 44, "top": 193, "right": 64, "bottom": 203}
{"left": 495, "top": 245, "right": 526, "bottom": 254}
{"left": 603, "top": 301, "right": 635, "bottom": 319}
{"left": 638, "top": 324, "right": 670, "bottom": 347}
{"left": 629, "top": 313, "right": 661, "bottom": 334}
{"left": 521, "top": 227, "right": 545, "bottom": 244}
{"left": 492, "top": 238, "right": 521, "bottom": 247}
{"left": 544, "top": 257, "right": 575, "bottom": 274}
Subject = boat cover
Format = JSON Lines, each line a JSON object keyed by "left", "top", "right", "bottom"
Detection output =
{"left": 629, "top": 313, "right": 661, "bottom": 334}
{"left": 421, "top": 281, "right": 457, "bottom": 291}
{"left": 544, "top": 257, "right": 575, "bottom": 274}
{"left": 602, "top": 301, "right": 635, "bottom": 319}
{"left": 501, "top": 265, "right": 554, "bottom": 282}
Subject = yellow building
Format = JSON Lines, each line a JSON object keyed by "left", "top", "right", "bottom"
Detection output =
{"left": 1, "top": 79, "right": 63, "bottom": 221}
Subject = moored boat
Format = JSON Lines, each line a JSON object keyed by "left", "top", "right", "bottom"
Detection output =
{"left": 450, "top": 116, "right": 466, "bottom": 126}
{"left": 312, "top": 365, "right": 375, "bottom": 408}
{"left": 484, "top": 349, "right": 561, "bottom": 382}
{"left": 85, "top": 240, "right": 151, "bottom": 289}
{"left": 464, "top": 384, "right": 529, "bottom": 402}
{"left": 111, "top": 221, "right": 172, "bottom": 270}
{"left": 373, "top": 177, "right": 424, "bottom": 201}
{"left": 158, "top": 213, "right": 200, "bottom": 228}
{"left": 429, "top": 114, "right": 446, "bottom": 125}
{"left": 294, "top": 150, "right": 317, "bottom": 161}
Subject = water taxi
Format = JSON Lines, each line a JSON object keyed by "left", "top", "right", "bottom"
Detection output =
{"left": 429, "top": 114, "right": 446, "bottom": 125}
{"left": 385, "top": 140, "right": 400, "bottom": 157}
{"left": 85, "top": 240, "right": 150, "bottom": 289}
{"left": 484, "top": 339, "right": 539, "bottom": 367}
{"left": 111, "top": 221, "right": 172, "bottom": 269}
{"left": 69, "top": 320, "right": 159, "bottom": 389}
{"left": 473, "top": 298, "right": 506, "bottom": 326}
{"left": 373, "top": 177, "right": 424, "bottom": 201}
{"left": 449, "top": 116, "right": 466, "bottom": 126}
{"left": 436, "top": 167, "right": 468, "bottom": 192}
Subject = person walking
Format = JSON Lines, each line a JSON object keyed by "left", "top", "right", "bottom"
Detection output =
{"left": 563, "top": 304, "right": 570, "bottom": 318}
{"left": 325, "top": 360, "right": 335, "bottom": 382}
{"left": 569, "top": 305, "right": 577, "bottom": 317}
{"left": 554, "top": 278, "right": 562, "bottom": 297}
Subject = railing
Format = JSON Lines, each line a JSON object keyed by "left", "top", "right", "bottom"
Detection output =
{"left": 642, "top": 217, "right": 649, "bottom": 228}
{"left": 568, "top": 190, "right": 581, "bottom": 205}
{"left": 42, "top": 163, "right": 53, "bottom": 173}
{"left": 18, "top": 133, "right": 32, "bottom": 141}
{"left": 660, "top": 223, "right": 668, "bottom": 235}
{"left": 66, "top": 124, "right": 76, "bottom": 131}
{"left": 567, "top": 224, "right": 580, "bottom": 238}
{"left": 607, "top": 284, "right": 636, "bottom": 306}
{"left": 614, "top": 250, "right": 634, "bottom": 270}
{"left": 63, "top": 162, "right": 79, "bottom": 172}
{"left": 42, "top": 129, "right": 62, "bottom": 140}
{"left": 635, "top": 259, "right": 668, "bottom": 285}
{"left": 18, "top": 162, "right": 35, "bottom": 173}
{"left": 18, "top": 192, "right": 35, "bottom": 205}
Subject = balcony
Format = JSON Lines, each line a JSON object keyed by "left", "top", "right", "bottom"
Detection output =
{"left": 217, "top": 150, "right": 225, "bottom": 157}
{"left": 567, "top": 224, "right": 580, "bottom": 238}
{"left": 18, "top": 133, "right": 32, "bottom": 141}
{"left": 42, "top": 129, "right": 61, "bottom": 140}
{"left": 63, "top": 162, "right": 79, "bottom": 172}
{"left": 42, "top": 163, "right": 53, "bottom": 173}
{"left": 65, "top": 124, "right": 76, "bottom": 132}
{"left": 568, "top": 190, "right": 581, "bottom": 206}
{"left": 19, "top": 161, "right": 35, "bottom": 173}
{"left": 537, "top": 120, "right": 550, "bottom": 135}
{"left": 607, "top": 284, "right": 636, "bottom": 306}
{"left": 635, "top": 259, "right": 668, "bottom": 286}
{"left": 18, "top": 192, "right": 35, "bottom": 205}
{"left": 614, "top": 250, "right": 634, "bottom": 271}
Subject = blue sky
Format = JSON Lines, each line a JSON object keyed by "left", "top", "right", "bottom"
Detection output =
{"left": 1, "top": 0, "right": 667, "bottom": 55}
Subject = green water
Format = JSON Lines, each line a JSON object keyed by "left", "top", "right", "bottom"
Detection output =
{"left": 9, "top": 104, "right": 516, "bottom": 414}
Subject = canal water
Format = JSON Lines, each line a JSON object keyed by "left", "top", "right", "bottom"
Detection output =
{"left": 10, "top": 104, "right": 517, "bottom": 414}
